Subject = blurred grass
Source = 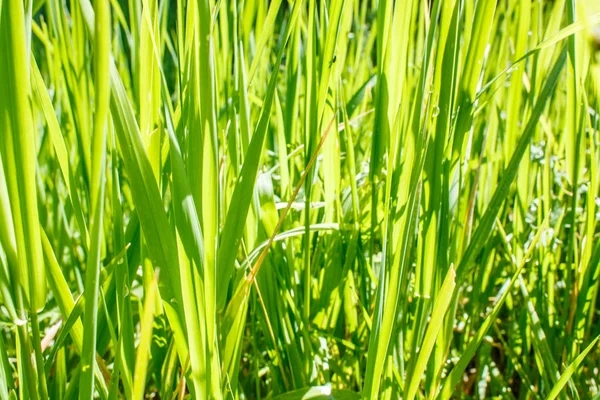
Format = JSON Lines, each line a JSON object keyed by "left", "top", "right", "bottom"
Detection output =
{"left": 0, "top": 0, "right": 600, "bottom": 399}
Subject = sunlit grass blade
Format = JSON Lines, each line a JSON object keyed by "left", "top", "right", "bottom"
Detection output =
{"left": 547, "top": 336, "right": 600, "bottom": 400}
{"left": 440, "top": 216, "right": 550, "bottom": 398}
{"left": 456, "top": 48, "right": 568, "bottom": 282}
{"left": 132, "top": 273, "right": 158, "bottom": 400}
{"left": 405, "top": 266, "right": 456, "bottom": 400}
{"left": 216, "top": 0, "right": 304, "bottom": 310}
{"left": 79, "top": 0, "right": 111, "bottom": 397}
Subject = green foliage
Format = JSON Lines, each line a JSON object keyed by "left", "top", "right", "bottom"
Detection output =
{"left": 0, "top": 0, "right": 600, "bottom": 399}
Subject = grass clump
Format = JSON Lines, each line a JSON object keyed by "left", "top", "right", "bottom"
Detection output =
{"left": 1, "top": 0, "right": 600, "bottom": 398}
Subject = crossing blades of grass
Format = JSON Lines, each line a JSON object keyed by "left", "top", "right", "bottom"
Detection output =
{"left": 1, "top": 1, "right": 600, "bottom": 399}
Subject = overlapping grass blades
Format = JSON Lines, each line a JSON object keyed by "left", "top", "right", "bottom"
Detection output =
{"left": 0, "top": 0, "right": 600, "bottom": 399}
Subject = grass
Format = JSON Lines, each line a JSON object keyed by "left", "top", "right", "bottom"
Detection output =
{"left": 0, "top": 0, "right": 600, "bottom": 398}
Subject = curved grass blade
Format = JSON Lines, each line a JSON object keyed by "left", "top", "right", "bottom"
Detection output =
{"left": 439, "top": 216, "right": 550, "bottom": 398}
{"left": 456, "top": 48, "right": 567, "bottom": 282}
{"left": 216, "top": 0, "right": 304, "bottom": 310}
{"left": 272, "top": 385, "right": 360, "bottom": 400}
{"left": 546, "top": 336, "right": 600, "bottom": 400}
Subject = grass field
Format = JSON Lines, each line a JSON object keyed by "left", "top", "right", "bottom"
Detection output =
{"left": 1, "top": 0, "right": 600, "bottom": 398}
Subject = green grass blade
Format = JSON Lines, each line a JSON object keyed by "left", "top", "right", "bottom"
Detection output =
{"left": 405, "top": 266, "right": 456, "bottom": 400}
{"left": 546, "top": 337, "right": 600, "bottom": 400}
{"left": 456, "top": 48, "right": 567, "bottom": 282}
{"left": 79, "top": 0, "right": 111, "bottom": 397}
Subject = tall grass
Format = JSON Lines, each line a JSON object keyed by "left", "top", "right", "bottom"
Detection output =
{"left": 0, "top": 0, "right": 600, "bottom": 398}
